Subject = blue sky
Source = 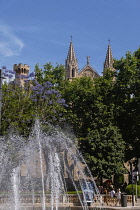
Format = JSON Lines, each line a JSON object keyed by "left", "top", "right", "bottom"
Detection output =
{"left": 0, "top": 0, "right": 140, "bottom": 75}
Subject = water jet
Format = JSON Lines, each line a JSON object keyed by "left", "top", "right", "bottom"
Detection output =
{"left": 0, "top": 120, "right": 103, "bottom": 210}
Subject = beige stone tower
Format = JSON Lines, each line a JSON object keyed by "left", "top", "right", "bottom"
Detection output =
{"left": 65, "top": 40, "right": 78, "bottom": 80}
{"left": 14, "top": 63, "right": 30, "bottom": 87}
{"left": 103, "top": 41, "right": 115, "bottom": 75}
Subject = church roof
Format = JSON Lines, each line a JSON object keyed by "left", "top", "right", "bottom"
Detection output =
{"left": 79, "top": 56, "right": 100, "bottom": 77}
{"left": 79, "top": 64, "right": 98, "bottom": 74}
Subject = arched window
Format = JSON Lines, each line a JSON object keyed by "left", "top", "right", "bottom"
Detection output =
{"left": 72, "top": 69, "right": 75, "bottom": 77}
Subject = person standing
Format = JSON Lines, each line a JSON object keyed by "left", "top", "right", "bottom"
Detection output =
{"left": 116, "top": 188, "right": 121, "bottom": 206}
{"left": 110, "top": 189, "right": 115, "bottom": 197}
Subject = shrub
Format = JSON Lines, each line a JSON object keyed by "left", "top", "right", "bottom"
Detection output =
{"left": 137, "top": 178, "right": 140, "bottom": 185}
{"left": 125, "top": 184, "right": 140, "bottom": 197}
{"left": 67, "top": 191, "right": 82, "bottom": 194}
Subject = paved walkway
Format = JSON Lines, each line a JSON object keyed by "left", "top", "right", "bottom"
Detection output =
{"left": 99, "top": 197, "right": 140, "bottom": 210}
{"left": 0, "top": 200, "right": 140, "bottom": 209}
{"left": 70, "top": 207, "right": 140, "bottom": 210}
{"left": 101, "top": 206, "right": 140, "bottom": 209}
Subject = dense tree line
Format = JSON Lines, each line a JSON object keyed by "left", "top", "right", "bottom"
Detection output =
{"left": 2, "top": 48, "right": 140, "bottom": 180}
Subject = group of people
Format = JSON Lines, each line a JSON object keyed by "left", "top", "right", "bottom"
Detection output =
{"left": 83, "top": 181, "right": 122, "bottom": 207}
{"left": 99, "top": 186, "right": 121, "bottom": 206}
{"left": 110, "top": 188, "right": 121, "bottom": 206}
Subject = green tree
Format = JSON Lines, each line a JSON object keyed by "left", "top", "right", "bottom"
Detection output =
{"left": 1, "top": 66, "right": 67, "bottom": 136}
{"left": 35, "top": 62, "right": 65, "bottom": 87}
{"left": 81, "top": 75, "right": 125, "bottom": 179}
{"left": 62, "top": 76, "right": 125, "bottom": 179}
{"left": 80, "top": 114, "right": 125, "bottom": 180}
{"left": 113, "top": 49, "right": 140, "bottom": 161}
{"left": 62, "top": 77, "right": 95, "bottom": 137}
{"left": 2, "top": 82, "right": 34, "bottom": 135}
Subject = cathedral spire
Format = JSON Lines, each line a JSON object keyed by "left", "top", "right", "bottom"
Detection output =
{"left": 66, "top": 40, "right": 77, "bottom": 64}
{"left": 103, "top": 41, "right": 116, "bottom": 77}
{"left": 65, "top": 39, "right": 78, "bottom": 80}
{"left": 104, "top": 41, "right": 114, "bottom": 70}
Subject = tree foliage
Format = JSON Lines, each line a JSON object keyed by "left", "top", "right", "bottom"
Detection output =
{"left": 2, "top": 65, "right": 67, "bottom": 136}
{"left": 113, "top": 49, "right": 140, "bottom": 161}
{"left": 62, "top": 77, "right": 95, "bottom": 137}
{"left": 2, "top": 46, "right": 140, "bottom": 180}
{"left": 62, "top": 76, "right": 125, "bottom": 178}
{"left": 34, "top": 62, "right": 65, "bottom": 87}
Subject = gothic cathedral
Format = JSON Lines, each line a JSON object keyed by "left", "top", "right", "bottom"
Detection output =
{"left": 13, "top": 40, "right": 115, "bottom": 85}
{"left": 65, "top": 40, "right": 115, "bottom": 80}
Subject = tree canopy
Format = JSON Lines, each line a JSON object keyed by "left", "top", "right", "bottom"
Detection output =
{"left": 34, "top": 62, "right": 65, "bottom": 87}
{"left": 62, "top": 76, "right": 125, "bottom": 178}
{"left": 2, "top": 46, "right": 140, "bottom": 180}
{"left": 113, "top": 50, "right": 140, "bottom": 161}
{"left": 1, "top": 65, "right": 67, "bottom": 136}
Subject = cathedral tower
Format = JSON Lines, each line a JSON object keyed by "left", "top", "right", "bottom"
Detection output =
{"left": 65, "top": 39, "right": 78, "bottom": 80}
{"left": 103, "top": 41, "right": 115, "bottom": 75}
{"left": 14, "top": 63, "right": 30, "bottom": 87}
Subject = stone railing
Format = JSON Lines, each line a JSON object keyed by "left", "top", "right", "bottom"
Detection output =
{"left": 101, "top": 194, "right": 135, "bottom": 206}
{"left": 0, "top": 193, "right": 135, "bottom": 206}
{"left": 0, "top": 194, "right": 81, "bottom": 205}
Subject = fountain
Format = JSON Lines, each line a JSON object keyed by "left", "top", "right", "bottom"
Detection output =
{"left": 0, "top": 120, "right": 104, "bottom": 210}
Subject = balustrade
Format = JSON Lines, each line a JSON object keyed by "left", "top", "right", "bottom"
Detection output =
{"left": 0, "top": 193, "right": 135, "bottom": 206}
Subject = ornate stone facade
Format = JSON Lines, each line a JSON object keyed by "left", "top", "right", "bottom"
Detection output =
{"left": 78, "top": 56, "right": 99, "bottom": 79}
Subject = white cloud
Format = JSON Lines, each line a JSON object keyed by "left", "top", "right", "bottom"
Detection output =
{"left": 0, "top": 25, "right": 24, "bottom": 57}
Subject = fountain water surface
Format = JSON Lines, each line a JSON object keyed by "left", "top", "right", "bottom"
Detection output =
{"left": 0, "top": 120, "right": 103, "bottom": 210}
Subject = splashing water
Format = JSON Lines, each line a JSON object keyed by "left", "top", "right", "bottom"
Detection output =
{"left": 12, "top": 167, "right": 21, "bottom": 210}
{"left": 0, "top": 120, "right": 103, "bottom": 210}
